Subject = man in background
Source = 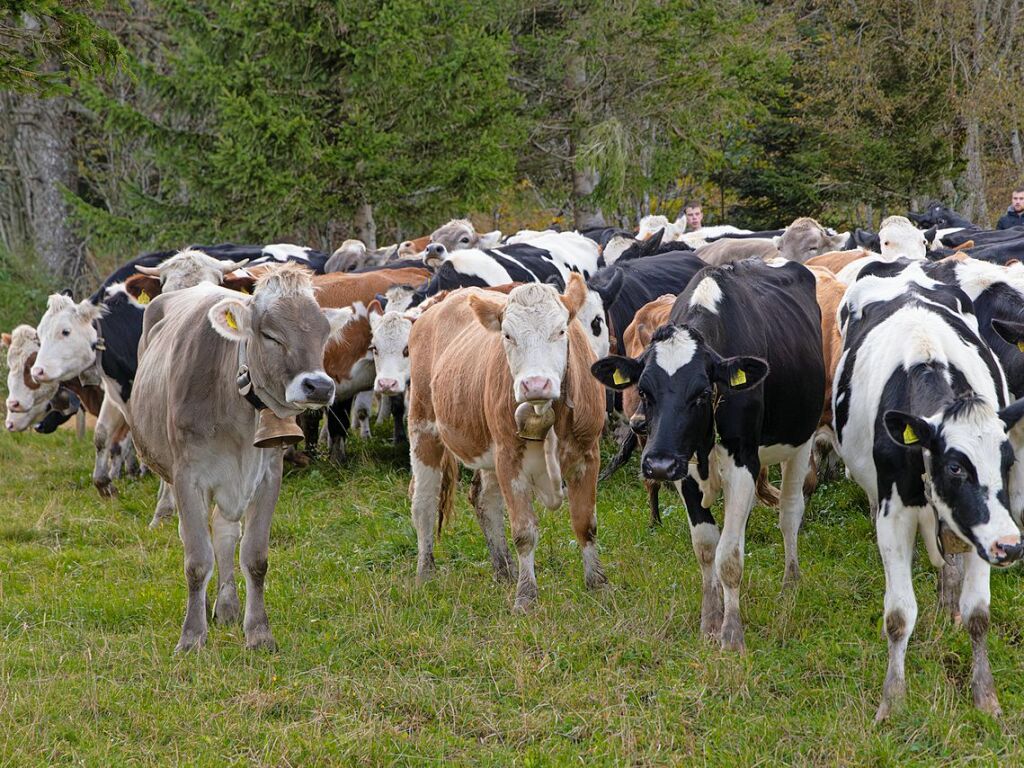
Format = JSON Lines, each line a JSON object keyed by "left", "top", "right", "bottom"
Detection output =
{"left": 996, "top": 186, "right": 1024, "bottom": 229}
{"left": 678, "top": 201, "right": 703, "bottom": 233}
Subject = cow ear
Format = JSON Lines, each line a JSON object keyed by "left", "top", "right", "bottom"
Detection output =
{"left": 208, "top": 297, "right": 251, "bottom": 341}
{"left": 469, "top": 292, "right": 504, "bottom": 332}
{"left": 772, "top": 234, "right": 784, "bottom": 249}
{"left": 829, "top": 232, "right": 848, "bottom": 250}
{"left": 591, "top": 355, "right": 643, "bottom": 390}
{"left": 883, "top": 410, "right": 935, "bottom": 451}
{"left": 125, "top": 274, "right": 162, "bottom": 305}
{"left": 1, "top": 332, "right": 10, "bottom": 349}
{"left": 709, "top": 354, "right": 769, "bottom": 391}
{"left": 923, "top": 227, "right": 938, "bottom": 245}
{"left": 560, "top": 272, "right": 588, "bottom": 320}
{"left": 222, "top": 271, "right": 257, "bottom": 295}
{"left": 992, "top": 318, "right": 1024, "bottom": 350}
{"left": 477, "top": 230, "right": 503, "bottom": 249}
{"left": 367, "top": 300, "right": 384, "bottom": 331}
{"left": 323, "top": 307, "right": 357, "bottom": 341}
{"left": 75, "top": 298, "right": 104, "bottom": 323}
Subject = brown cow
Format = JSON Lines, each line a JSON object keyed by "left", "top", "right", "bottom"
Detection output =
{"left": 805, "top": 248, "right": 873, "bottom": 275}
{"left": 407, "top": 274, "right": 607, "bottom": 611}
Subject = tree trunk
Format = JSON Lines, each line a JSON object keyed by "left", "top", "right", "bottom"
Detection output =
{"left": 572, "top": 165, "right": 605, "bottom": 230}
{"left": 1013, "top": 128, "right": 1023, "bottom": 169}
{"left": 6, "top": 90, "right": 83, "bottom": 281}
{"left": 353, "top": 202, "right": 377, "bottom": 251}
{"left": 962, "top": 112, "right": 987, "bottom": 224}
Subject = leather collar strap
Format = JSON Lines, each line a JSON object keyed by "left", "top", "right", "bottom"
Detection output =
{"left": 236, "top": 339, "right": 268, "bottom": 411}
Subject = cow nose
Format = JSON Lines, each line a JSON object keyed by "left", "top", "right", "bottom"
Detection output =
{"left": 300, "top": 375, "right": 335, "bottom": 404}
{"left": 992, "top": 536, "right": 1024, "bottom": 564}
{"left": 377, "top": 378, "right": 399, "bottom": 394}
{"left": 30, "top": 365, "right": 47, "bottom": 382}
{"left": 629, "top": 412, "right": 648, "bottom": 435}
{"left": 519, "top": 376, "right": 554, "bottom": 401}
{"left": 642, "top": 454, "right": 684, "bottom": 481}
{"left": 7, "top": 399, "right": 21, "bottom": 412}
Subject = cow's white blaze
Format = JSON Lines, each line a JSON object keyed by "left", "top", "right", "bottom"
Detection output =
{"left": 689, "top": 276, "right": 723, "bottom": 314}
{"left": 653, "top": 327, "right": 698, "bottom": 376}
{"left": 32, "top": 294, "right": 104, "bottom": 383}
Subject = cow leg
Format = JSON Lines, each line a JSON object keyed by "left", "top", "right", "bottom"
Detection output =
{"left": 376, "top": 393, "right": 392, "bottom": 426}
{"left": 409, "top": 424, "right": 444, "bottom": 583}
{"left": 960, "top": 553, "right": 1000, "bottom": 715}
{"left": 149, "top": 479, "right": 177, "bottom": 528}
{"left": 678, "top": 476, "right": 723, "bottom": 638}
{"left": 389, "top": 394, "right": 407, "bottom": 445}
{"left": 91, "top": 397, "right": 124, "bottom": 497}
{"left": 874, "top": 508, "right": 918, "bottom": 722}
{"left": 937, "top": 554, "right": 964, "bottom": 624}
{"left": 174, "top": 479, "right": 213, "bottom": 652}
{"left": 779, "top": 440, "right": 812, "bottom": 588}
{"left": 211, "top": 507, "right": 241, "bottom": 625}
{"left": 299, "top": 409, "right": 322, "bottom": 459}
{"left": 327, "top": 397, "right": 352, "bottom": 464}
{"left": 240, "top": 463, "right": 282, "bottom": 651}
{"left": 715, "top": 459, "right": 757, "bottom": 652}
{"left": 496, "top": 455, "right": 540, "bottom": 613}
{"left": 566, "top": 449, "right": 606, "bottom": 590}
{"left": 353, "top": 390, "right": 373, "bottom": 439}
{"left": 473, "top": 469, "right": 516, "bottom": 582}
{"left": 646, "top": 480, "right": 661, "bottom": 526}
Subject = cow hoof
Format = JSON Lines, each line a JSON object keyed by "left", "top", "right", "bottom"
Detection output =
{"left": 584, "top": 563, "right": 608, "bottom": 590}
{"left": 874, "top": 697, "right": 897, "bottom": 724}
{"left": 328, "top": 444, "right": 347, "bottom": 466}
{"left": 174, "top": 631, "right": 207, "bottom": 653}
{"left": 214, "top": 592, "right": 241, "bottom": 625}
{"left": 416, "top": 558, "right": 435, "bottom": 586}
{"left": 245, "top": 626, "right": 278, "bottom": 651}
{"left": 974, "top": 688, "right": 1001, "bottom": 717}
{"left": 283, "top": 448, "right": 311, "bottom": 468}
{"left": 720, "top": 621, "right": 746, "bottom": 653}
{"left": 782, "top": 562, "right": 801, "bottom": 589}
{"left": 493, "top": 558, "right": 517, "bottom": 584}
{"left": 512, "top": 581, "right": 538, "bottom": 613}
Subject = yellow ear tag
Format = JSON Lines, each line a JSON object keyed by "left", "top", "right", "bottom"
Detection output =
{"left": 239, "top": 286, "right": 250, "bottom": 295}
{"left": 612, "top": 369, "right": 630, "bottom": 386}
{"left": 225, "top": 310, "right": 238, "bottom": 330}
{"left": 1017, "top": 341, "right": 1024, "bottom": 353}
{"left": 730, "top": 369, "right": 747, "bottom": 387}
{"left": 137, "top": 289, "right": 150, "bottom": 305}
{"left": 903, "top": 424, "right": 919, "bottom": 445}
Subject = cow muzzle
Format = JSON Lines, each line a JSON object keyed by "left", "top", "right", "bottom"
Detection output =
{"left": 30, "top": 365, "right": 52, "bottom": 383}
{"left": 990, "top": 535, "right": 1024, "bottom": 566}
{"left": 375, "top": 377, "right": 402, "bottom": 395}
{"left": 642, "top": 453, "right": 686, "bottom": 482}
{"left": 517, "top": 376, "right": 556, "bottom": 403}
{"left": 285, "top": 371, "right": 336, "bottom": 409}
{"left": 5, "top": 399, "right": 26, "bottom": 413}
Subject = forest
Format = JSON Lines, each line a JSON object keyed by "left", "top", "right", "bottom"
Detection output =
{"left": 2, "top": 1, "right": 1023, "bottom": 290}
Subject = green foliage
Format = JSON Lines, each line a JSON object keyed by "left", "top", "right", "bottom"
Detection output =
{"left": 0, "top": 1, "right": 123, "bottom": 95}
{"left": 2, "top": 427, "right": 1024, "bottom": 763}
{"left": 0, "top": 244, "right": 56, "bottom": 332}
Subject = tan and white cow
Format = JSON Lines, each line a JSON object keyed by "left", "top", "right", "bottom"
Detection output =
{"left": 407, "top": 273, "right": 607, "bottom": 611}
{"left": 696, "top": 217, "right": 847, "bottom": 266}
{"left": 130, "top": 263, "right": 351, "bottom": 652}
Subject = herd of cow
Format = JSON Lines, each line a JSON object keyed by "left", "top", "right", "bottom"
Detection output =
{"left": 6, "top": 201, "right": 1024, "bottom": 722}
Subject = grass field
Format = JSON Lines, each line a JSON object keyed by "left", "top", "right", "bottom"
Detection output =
{"left": 1, "top": 425, "right": 1023, "bottom": 766}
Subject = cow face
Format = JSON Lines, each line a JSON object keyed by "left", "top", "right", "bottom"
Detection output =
{"left": 470, "top": 273, "right": 588, "bottom": 404}
{"left": 883, "top": 397, "right": 1024, "bottom": 566}
{"left": 32, "top": 294, "right": 105, "bottom": 383}
{"left": 3, "top": 326, "right": 59, "bottom": 432}
{"left": 592, "top": 325, "right": 768, "bottom": 481}
{"left": 135, "top": 250, "right": 249, "bottom": 293}
{"left": 368, "top": 305, "right": 414, "bottom": 395}
{"left": 577, "top": 289, "right": 610, "bottom": 359}
{"left": 774, "top": 218, "right": 848, "bottom": 262}
{"left": 429, "top": 219, "right": 502, "bottom": 253}
{"left": 207, "top": 265, "right": 352, "bottom": 418}
{"left": 324, "top": 239, "right": 369, "bottom": 273}
{"left": 878, "top": 216, "right": 927, "bottom": 261}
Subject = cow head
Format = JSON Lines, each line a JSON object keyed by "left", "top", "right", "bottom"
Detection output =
{"left": 774, "top": 218, "right": 849, "bottom": 262}
{"left": 591, "top": 324, "right": 768, "bottom": 481}
{"left": 128, "top": 250, "right": 252, "bottom": 303}
{"left": 908, "top": 202, "right": 973, "bottom": 230}
{"left": 429, "top": 219, "right": 502, "bottom": 253}
{"left": 470, "top": 272, "right": 588, "bottom": 404}
{"left": 207, "top": 263, "right": 352, "bottom": 418}
{"left": 32, "top": 294, "right": 105, "bottom": 383}
{"left": 368, "top": 301, "right": 415, "bottom": 395}
{"left": 883, "top": 395, "right": 1024, "bottom": 567}
{"left": 324, "top": 239, "right": 369, "bottom": 273}
{"left": 878, "top": 216, "right": 928, "bottom": 261}
{"left": 4, "top": 326, "right": 60, "bottom": 432}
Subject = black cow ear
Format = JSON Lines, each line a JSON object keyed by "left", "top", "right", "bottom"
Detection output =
{"left": 643, "top": 228, "right": 665, "bottom": 256}
{"left": 591, "top": 355, "right": 643, "bottom": 390}
{"left": 999, "top": 398, "right": 1024, "bottom": 432}
{"left": 992, "top": 318, "right": 1024, "bottom": 350}
{"left": 60, "top": 287, "right": 74, "bottom": 298}
{"left": 923, "top": 226, "right": 938, "bottom": 244}
{"left": 883, "top": 410, "right": 935, "bottom": 450}
{"left": 709, "top": 354, "right": 768, "bottom": 391}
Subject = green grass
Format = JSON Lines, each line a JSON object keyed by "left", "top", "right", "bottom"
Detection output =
{"left": 1, "top": 428, "right": 1023, "bottom": 766}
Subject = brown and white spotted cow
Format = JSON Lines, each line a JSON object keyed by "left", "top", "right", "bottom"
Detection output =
{"left": 407, "top": 273, "right": 607, "bottom": 611}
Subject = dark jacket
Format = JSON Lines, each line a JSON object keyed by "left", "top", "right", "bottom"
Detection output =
{"left": 996, "top": 206, "right": 1024, "bottom": 230}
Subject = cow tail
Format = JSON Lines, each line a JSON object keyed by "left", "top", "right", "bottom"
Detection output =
{"left": 755, "top": 467, "right": 781, "bottom": 508}
{"left": 437, "top": 450, "right": 459, "bottom": 535}
{"left": 599, "top": 429, "right": 638, "bottom": 482}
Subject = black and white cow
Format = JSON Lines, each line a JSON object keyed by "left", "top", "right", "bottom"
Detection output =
{"left": 908, "top": 202, "right": 975, "bottom": 230}
{"left": 833, "top": 262, "right": 1024, "bottom": 719}
{"left": 592, "top": 259, "right": 825, "bottom": 651}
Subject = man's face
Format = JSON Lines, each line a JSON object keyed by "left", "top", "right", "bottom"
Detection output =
{"left": 684, "top": 206, "right": 703, "bottom": 229}
{"left": 1012, "top": 191, "right": 1024, "bottom": 213}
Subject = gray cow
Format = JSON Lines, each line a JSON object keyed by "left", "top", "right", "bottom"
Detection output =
{"left": 696, "top": 217, "right": 847, "bottom": 266}
{"left": 130, "top": 263, "right": 352, "bottom": 651}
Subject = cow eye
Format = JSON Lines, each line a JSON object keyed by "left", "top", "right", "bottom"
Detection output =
{"left": 460, "top": 236, "right": 470, "bottom": 244}
{"left": 402, "top": 346, "right": 409, "bottom": 357}
{"left": 262, "top": 332, "right": 281, "bottom": 345}
{"left": 591, "top": 317, "right": 602, "bottom": 335}
{"left": 368, "top": 345, "right": 377, "bottom": 354}
{"left": 947, "top": 462, "right": 963, "bottom": 478}
{"left": 61, "top": 329, "right": 71, "bottom": 337}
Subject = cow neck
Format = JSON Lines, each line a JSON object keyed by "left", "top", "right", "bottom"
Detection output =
{"left": 81, "top": 318, "right": 105, "bottom": 388}
{"left": 235, "top": 337, "right": 268, "bottom": 411}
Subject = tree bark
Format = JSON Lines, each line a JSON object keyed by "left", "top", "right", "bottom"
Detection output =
{"left": 5, "top": 91, "right": 83, "bottom": 281}
{"left": 1013, "top": 128, "right": 1023, "bottom": 169}
{"left": 353, "top": 202, "right": 377, "bottom": 251}
{"left": 962, "top": 112, "right": 988, "bottom": 224}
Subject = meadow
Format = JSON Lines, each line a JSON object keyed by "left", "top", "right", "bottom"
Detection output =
{"left": 0, "top": 425, "right": 1023, "bottom": 766}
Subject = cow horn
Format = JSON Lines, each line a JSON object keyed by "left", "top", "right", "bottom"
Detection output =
{"left": 135, "top": 265, "right": 162, "bottom": 276}
{"left": 220, "top": 258, "right": 250, "bottom": 273}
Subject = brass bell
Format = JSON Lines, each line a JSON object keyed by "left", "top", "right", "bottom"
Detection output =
{"left": 253, "top": 409, "right": 304, "bottom": 448}
{"left": 515, "top": 401, "right": 556, "bottom": 441}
